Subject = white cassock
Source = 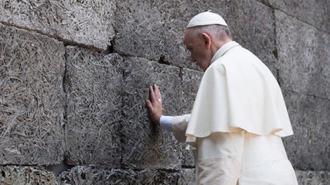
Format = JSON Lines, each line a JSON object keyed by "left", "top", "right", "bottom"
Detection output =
{"left": 170, "top": 41, "right": 298, "bottom": 185}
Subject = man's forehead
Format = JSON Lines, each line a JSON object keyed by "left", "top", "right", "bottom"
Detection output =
{"left": 183, "top": 29, "right": 193, "bottom": 46}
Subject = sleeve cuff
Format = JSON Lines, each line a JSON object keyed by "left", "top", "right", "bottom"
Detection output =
{"left": 160, "top": 116, "right": 174, "bottom": 132}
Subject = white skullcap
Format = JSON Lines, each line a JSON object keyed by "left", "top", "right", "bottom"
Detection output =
{"left": 187, "top": 11, "right": 228, "bottom": 28}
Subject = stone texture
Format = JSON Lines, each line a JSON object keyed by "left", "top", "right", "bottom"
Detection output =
{"left": 113, "top": 0, "right": 195, "bottom": 69}
{"left": 283, "top": 90, "right": 330, "bottom": 170}
{"left": 0, "top": 0, "right": 116, "bottom": 49}
{"left": 113, "top": 0, "right": 277, "bottom": 75}
{"left": 0, "top": 23, "right": 65, "bottom": 165}
{"left": 261, "top": 0, "right": 330, "bottom": 33}
{"left": 121, "top": 57, "right": 183, "bottom": 169}
{"left": 295, "top": 170, "right": 330, "bottom": 185}
{"left": 179, "top": 169, "right": 196, "bottom": 185}
{"left": 0, "top": 1, "right": 329, "bottom": 184}
{"left": 276, "top": 10, "right": 330, "bottom": 99}
{"left": 64, "top": 46, "right": 123, "bottom": 168}
{"left": 181, "top": 68, "right": 203, "bottom": 115}
{"left": 222, "top": 0, "right": 278, "bottom": 76}
{"left": 0, "top": 166, "right": 57, "bottom": 185}
{"left": 181, "top": 145, "right": 195, "bottom": 168}
{"left": 3, "top": 166, "right": 330, "bottom": 185}
{"left": 58, "top": 166, "right": 180, "bottom": 184}
{"left": 180, "top": 68, "right": 203, "bottom": 167}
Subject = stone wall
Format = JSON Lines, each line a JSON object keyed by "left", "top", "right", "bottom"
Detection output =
{"left": 0, "top": 0, "right": 329, "bottom": 184}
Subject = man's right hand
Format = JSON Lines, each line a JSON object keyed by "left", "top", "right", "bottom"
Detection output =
{"left": 146, "top": 84, "right": 163, "bottom": 125}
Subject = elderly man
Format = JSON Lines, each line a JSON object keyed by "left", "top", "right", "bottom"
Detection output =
{"left": 146, "top": 12, "right": 298, "bottom": 184}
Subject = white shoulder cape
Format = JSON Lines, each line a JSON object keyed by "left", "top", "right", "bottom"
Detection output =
{"left": 185, "top": 42, "right": 293, "bottom": 143}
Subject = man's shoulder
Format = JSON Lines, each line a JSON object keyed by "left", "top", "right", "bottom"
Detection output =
{"left": 223, "top": 46, "right": 262, "bottom": 66}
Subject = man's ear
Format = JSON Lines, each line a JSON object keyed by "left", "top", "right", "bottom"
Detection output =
{"left": 201, "top": 33, "right": 211, "bottom": 49}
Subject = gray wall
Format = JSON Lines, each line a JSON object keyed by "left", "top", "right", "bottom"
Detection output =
{"left": 0, "top": 0, "right": 329, "bottom": 184}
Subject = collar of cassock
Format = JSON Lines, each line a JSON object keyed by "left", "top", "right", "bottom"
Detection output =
{"left": 210, "top": 41, "right": 240, "bottom": 64}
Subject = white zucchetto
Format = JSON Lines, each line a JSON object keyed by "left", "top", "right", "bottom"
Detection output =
{"left": 187, "top": 11, "right": 228, "bottom": 28}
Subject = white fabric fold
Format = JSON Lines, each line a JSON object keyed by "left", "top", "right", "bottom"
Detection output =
{"left": 172, "top": 114, "right": 191, "bottom": 143}
{"left": 185, "top": 41, "right": 293, "bottom": 144}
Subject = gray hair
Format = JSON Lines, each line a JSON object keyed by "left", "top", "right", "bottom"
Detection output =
{"left": 189, "top": 25, "right": 232, "bottom": 41}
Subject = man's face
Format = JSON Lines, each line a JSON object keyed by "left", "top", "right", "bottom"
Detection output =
{"left": 184, "top": 29, "right": 211, "bottom": 71}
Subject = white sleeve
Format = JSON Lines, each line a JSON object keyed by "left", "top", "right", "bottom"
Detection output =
{"left": 160, "top": 114, "right": 191, "bottom": 143}
{"left": 160, "top": 116, "right": 174, "bottom": 132}
{"left": 172, "top": 114, "right": 191, "bottom": 143}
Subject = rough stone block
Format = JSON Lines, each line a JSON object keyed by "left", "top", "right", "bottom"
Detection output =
{"left": 276, "top": 10, "right": 330, "bottom": 99}
{"left": 0, "top": 23, "right": 65, "bottom": 165}
{"left": 222, "top": 0, "right": 278, "bottom": 76}
{"left": 113, "top": 0, "right": 277, "bottom": 75}
{"left": 295, "top": 170, "right": 330, "bottom": 185}
{"left": 0, "top": 0, "right": 116, "bottom": 49}
{"left": 181, "top": 146, "right": 195, "bottom": 168}
{"left": 282, "top": 90, "right": 330, "bottom": 170}
{"left": 64, "top": 46, "right": 123, "bottom": 168}
{"left": 58, "top": 168, "right": 330, "bottom": 185}
{"left": 113, "top": 0, "right": 195, "bottom": 69}
{"left": 180, "top": 68, "right": 203, "bottom": 167}
{"left": 262, "top": 0, "right": 330, "bottom": 33}
{"left": 181, "top": 68, "right": 203, "bottom": 115}
{"left": 179, "top": 169, "right": 196, "bottom": 185}
{"left": 121, "top": 57, "right": 183, "bottom": 169}
{"left": 0, "top": 166, "right": 57, "bottom": 185}
{"left": 57, "top": 167, "right": 330, "bottom": 184}
{"left": 58, "top": 166, "right": 180, "bottom": 184}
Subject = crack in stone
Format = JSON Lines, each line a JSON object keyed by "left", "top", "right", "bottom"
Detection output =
{"left": 0, "top": 21, "right": 106, "bottom": 53}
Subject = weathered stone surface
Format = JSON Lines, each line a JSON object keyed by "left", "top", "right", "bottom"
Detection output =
{"left": 181, "top": 68, "right": 203, "bottom": 115}
{"left": 113, "top": 0, "right": 194, "bottom": 69}
{"left": 2, "top": 166, "right": 329, "bottom": 185}
{"left": 113, "top": 0, "right": 277, "bottom": 75}
{"left": 0, "top": 23, "right": 65, "bottom": 165}
{"left": 179, "top": 169, "right": 196, "bottom": 185}
{"left": 295, "top": 170, "right": 330, "bottom": 185}
{"left": 0, "top": 0, "right": 116, "bottom": 49}
{"left": 181, "top": 145, "right": 195, "bottom": 168}
{"left": 180, "top": 68, "right": 203, "bottom": 167}
{"left": 64, "top": 46, "right": 123, "bottom": 168}
{"left": 276, "top": 10, "right": 330, "bottom": 99}
{"left": 222, "top": 0, "right": 278, "bottom": 76}
{"left": 282, "top": 90, "right": 330, "bottom": 170}
{"left": 0, "top": 1, "right": 329, "bottom": 184}
{"left": 0, "top": 166, "right": 57, "bottom": 185}
{"left": 58, "top": 166, "right": 180, "bottom": 184}
{"left": 261, "top": 0, "right": 330, "bottom": 33}
{"left": 121, "top": 57, "right": 183, "bottom": 169}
